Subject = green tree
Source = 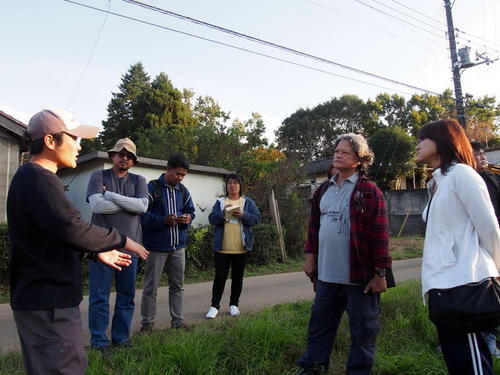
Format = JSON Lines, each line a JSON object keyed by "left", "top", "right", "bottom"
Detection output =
{"left": 369, "top": 93, "right": 409, "bottom": 130}
{"left": 134, "top": 73, "right": 197, "bottom": 159}
{"left": 465, "top": 95, "right": 500, "bottom": 146}
{"left": 406, "top": 90, "right": 455, "bottom": 137}
{"left": 276, "top": 95, "right": 376, "bottom": 162}
{"left": 99, "top": 62, "right": 151, "bottom": 148}
{"left": 368, "top": 126, "right": 416, "bottom": 190}
{"left": 80, "top": 137, "right": 103, "bottom": 155}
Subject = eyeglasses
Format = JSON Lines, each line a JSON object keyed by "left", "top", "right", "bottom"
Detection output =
{"left": 118, "top": 151, "right": 135, "bottom": 160}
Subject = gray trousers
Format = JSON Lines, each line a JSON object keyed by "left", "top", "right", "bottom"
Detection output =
{"left": 13, "top": 307, "right": 86, "bottom": 375}
{"left": 141, "top": 248, "right": 185, "bottom": 328}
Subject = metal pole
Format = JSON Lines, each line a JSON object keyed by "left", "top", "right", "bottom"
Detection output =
{"left": 444, "top": 0, "right": 466, "bottom": 129}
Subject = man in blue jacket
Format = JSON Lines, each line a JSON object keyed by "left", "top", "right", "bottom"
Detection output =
{"left": 140, "top": 154, "right": 195, "bottom": 332}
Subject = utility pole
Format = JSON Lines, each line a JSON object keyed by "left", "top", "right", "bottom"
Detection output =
{"left": 443, "top": 0, "right": 466, "bottom": 129}
{"left": 443, "top": 1, "right": 498, "bottom": 130}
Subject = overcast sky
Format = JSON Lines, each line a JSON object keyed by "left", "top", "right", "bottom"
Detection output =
{"left": 1, "top": 0, "right": 499, "bottom": 143}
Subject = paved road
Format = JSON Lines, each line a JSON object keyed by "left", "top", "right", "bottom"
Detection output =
{"left": 0, "top": 258, "right": 421, "bottom": 354}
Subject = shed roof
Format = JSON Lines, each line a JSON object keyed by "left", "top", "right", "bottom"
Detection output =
{"left": 77, "top": 151, "right": 234, "bottom": 176}
{"left": 0, "top": 110, "right": 27, "bottom": 138}
{"left": 304, "top": 157, "right": 332, "bottom": 175}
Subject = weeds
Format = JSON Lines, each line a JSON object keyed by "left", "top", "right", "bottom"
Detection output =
{"left": 2, "top": 280, "right": 497, "bottom": 374}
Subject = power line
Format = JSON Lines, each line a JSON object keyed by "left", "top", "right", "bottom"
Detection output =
{"left": 351, "top": 0, "right": 447, "bottom": 40}
{"left": 366, "top": 0, "right": 447, "bottom": 34}
{"left": 305, "top": 0, "right": 449, "bottom": 58}
{"left": 388, "top": 0, "right": 498, "bottom": 51}
{"left": 455, "top": 28, "right": 500, "bottom": 50}
{"left": 62, "top": 0, "right": 421, "bottom": 96}
{"left": 358, "top": 0, "right": 499, "bottom": 57}
{"left": 118, "top": 0, "right": 440, "bottom": 94}
{"left": 66, "top": 0, "right": 110, "bottom": 108}
{"left": 388, "top": 0, "right": 446, "bottom": 27}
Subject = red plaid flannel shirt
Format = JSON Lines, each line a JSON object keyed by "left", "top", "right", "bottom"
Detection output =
{"left": 304, "top": 175, "right": 391, "bottom": 284}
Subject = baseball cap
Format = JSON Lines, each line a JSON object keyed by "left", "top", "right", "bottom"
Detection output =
{"left": 27, "top": 109, "right": 99, "bottom": 141}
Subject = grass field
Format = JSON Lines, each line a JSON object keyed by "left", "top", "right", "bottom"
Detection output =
{"left": 1, "top": 280, "right": 498, "bottom": 375}
{"left": 0, "top": 236, "right": 424, "bottom": 304}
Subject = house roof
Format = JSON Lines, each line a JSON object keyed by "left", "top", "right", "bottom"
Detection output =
{"left": 304, "top": 157, "right": 332, "bottom": 175}
{"left": 0, "top": 110, "right": 27, "bottom": 138}
{"left": 77, "top": 151, "right": 234, "bottom": 176}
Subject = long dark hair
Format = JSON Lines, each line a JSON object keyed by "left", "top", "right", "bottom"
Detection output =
{"left": 418, "top": 119, "right": 475, "bottom": 173}
{"left": 225, "top": 173, "right": 243, "bottom": 197}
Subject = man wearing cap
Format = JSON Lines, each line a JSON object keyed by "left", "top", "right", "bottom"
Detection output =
{"left": 86, "top": 138, "right": 148, "bottom": 351}
{"left": 7, "top": 109, "right": 148, "bottom": 375}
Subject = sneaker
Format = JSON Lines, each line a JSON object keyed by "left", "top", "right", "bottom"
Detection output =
{"left": 206, "top": 307, "right": 218, "bottom": 319}
{"left": 139, "top": 322, "right": 154, "bottom": 334}
{"left": 229, "top": 305, "right": 240, "bottom": 316}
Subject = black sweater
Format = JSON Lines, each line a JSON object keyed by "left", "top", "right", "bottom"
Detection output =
{"left": 7, "top": 163, "right": 126, "bottom": 310}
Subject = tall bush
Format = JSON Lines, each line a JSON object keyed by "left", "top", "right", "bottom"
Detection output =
{"left": 249, "top": 224, "right": 282, "bottom": 266}
{"left": 185, "top": 225, "right": 214, "bottom": 272}
{"left": 279, "top": 193, "right": 309, "bottom": 259}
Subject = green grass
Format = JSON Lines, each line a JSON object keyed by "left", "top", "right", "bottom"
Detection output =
{"left": 389, "top": 236, "right": 424, "bottom": 260}
{"left": 2, "top": 280, "right": 498, "bottom": 374}
{"left": 0, "top": 236, "right": 421, "bottom": 304}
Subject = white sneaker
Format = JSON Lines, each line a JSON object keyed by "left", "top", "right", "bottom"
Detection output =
{"left": 206, "top": 307, "right": 218, "bottom": 319}
{"left": 229, "top": 305, "right": 240, "bottom": 316}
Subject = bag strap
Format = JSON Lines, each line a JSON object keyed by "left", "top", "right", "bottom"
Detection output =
{"left": 102, "top": 169, "right": 111, "bottom": 188}
{"left": 149, "top": 180, "right": 187, "bottom": 207}
{"left": 425, "top": 191, "right": 434, "bottom": 229}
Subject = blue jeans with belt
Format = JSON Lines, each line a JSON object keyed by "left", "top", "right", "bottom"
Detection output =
{"left": 297, "top": 280, "right": 381, "bottom": 375}
{"left": 88, "top": 257, "right": 138, "bottom": 348}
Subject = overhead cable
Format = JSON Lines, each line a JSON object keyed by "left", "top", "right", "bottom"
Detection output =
{"left": 62, "top": 0, "right": 422, "bottom": 96}
{"left": 388, "top": 0, "right": 446, "bottom": 26}
{"left": 351, "top": 0, "right": 446, "bottom": 40}
{"left": 366, "top": 0, "right": 446, "bottom": 33}
{"left": 359, "top": 0, "right": 498, "bottom": 54}
{"left": 118, "top": 0, "right": 440, "bottom": 94}
{"left": 305, "top": 0, "right": 449, "bottom": 58}
{"left": 66, "top": 0, "right": 111, "bottom": 108}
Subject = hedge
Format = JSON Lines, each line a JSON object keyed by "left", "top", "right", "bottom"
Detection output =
{"left": 0, "top": 222, "right": 293, "bottom": 287}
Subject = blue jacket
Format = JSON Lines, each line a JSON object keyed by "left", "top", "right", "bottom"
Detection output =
{"left": 209, "top": 196, "right": 261, "bottom": 251}
{"left": 141, "top": 174, "right": 195, "bottom": 251}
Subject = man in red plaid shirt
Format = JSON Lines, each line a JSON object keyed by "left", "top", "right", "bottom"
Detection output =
{"left": 297, "top": 133, "right": 392, "bottom": 375}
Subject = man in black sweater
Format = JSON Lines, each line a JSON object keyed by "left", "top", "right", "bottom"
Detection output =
{"left": 7, "top": 109, "right": 148, "bottom": 375}
{"left": 471, "top": 140, "right": 500, "bottom": 359}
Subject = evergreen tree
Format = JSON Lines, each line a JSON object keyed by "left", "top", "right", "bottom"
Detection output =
{"left": 99, "top": 62, "right": 150, "bottom": 148}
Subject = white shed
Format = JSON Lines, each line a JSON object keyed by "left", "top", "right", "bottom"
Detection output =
{"left": 57, "top": 152, "right": 233, "bottom": 226}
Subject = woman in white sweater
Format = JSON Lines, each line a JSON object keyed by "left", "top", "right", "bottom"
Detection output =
{"left": 416, "top": 119, "right": 500, "bottom": 375}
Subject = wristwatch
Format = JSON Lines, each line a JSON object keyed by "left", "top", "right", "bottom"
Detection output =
{"left": 375, "top": 268, "right": 386, "bottom": 278}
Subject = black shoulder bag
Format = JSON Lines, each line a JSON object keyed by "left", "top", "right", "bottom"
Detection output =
{"left": 426, "top": 192, "right": 500, "bottom": 333}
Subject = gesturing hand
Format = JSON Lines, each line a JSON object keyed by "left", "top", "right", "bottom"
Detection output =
{"left": 98, "top": 250, "right": 132, "bottom": 271}
{"left": 124, "top": 237, "right": 149, "bottom": 260}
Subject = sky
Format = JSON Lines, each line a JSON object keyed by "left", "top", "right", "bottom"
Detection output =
{"left": 1, "top": 0, "right": 499, "bottom": 143}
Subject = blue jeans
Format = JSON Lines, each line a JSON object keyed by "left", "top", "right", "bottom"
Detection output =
{"left": 297, "top": 281, "right": 381, "bottom": 375}
{"left": 88, "top": 257, "right": 138, "bottom": 348}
